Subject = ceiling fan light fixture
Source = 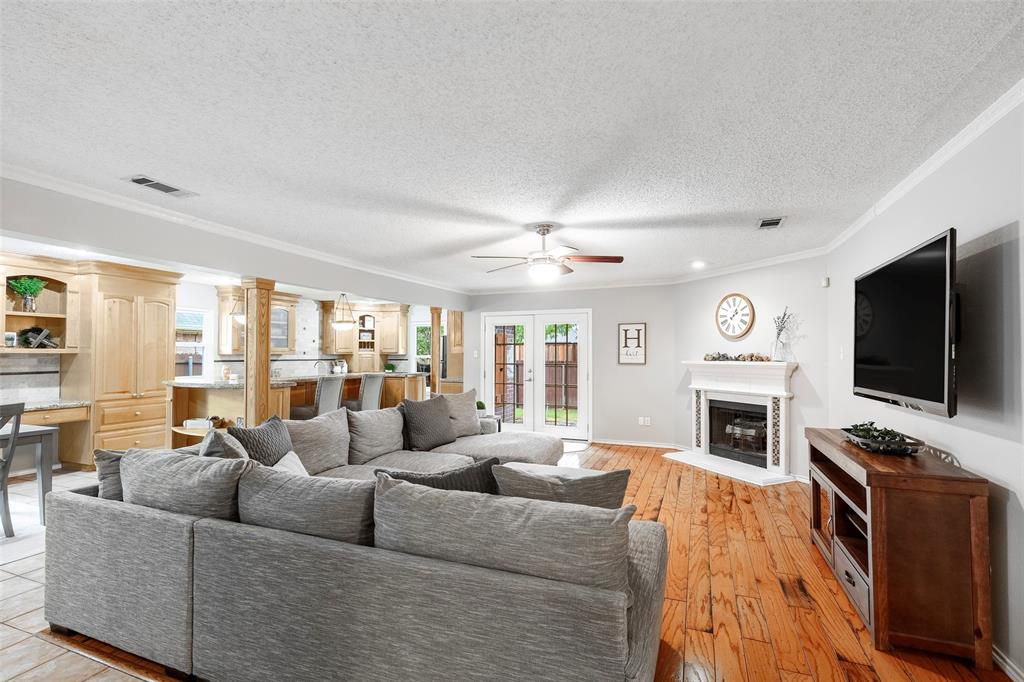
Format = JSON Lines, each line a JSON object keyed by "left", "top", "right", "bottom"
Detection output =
{"left": 331, "top": 292, "right": 357, "bottom": 330}
{"left": 529, "top": 259, "right": 562, "bottom": 283}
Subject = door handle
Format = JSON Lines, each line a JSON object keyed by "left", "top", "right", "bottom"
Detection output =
{"left": 524, "top": 378, "right": 533, "bottom": 382}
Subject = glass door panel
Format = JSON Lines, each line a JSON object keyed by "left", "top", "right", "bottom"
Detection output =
{"left": 484, "top": 316, "right": 534, "bottom": 431}
{"left": 534, "top": 314, "right": 588, "bottom": 440}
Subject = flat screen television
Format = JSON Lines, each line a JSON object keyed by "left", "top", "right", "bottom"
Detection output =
{"left": 853, "top": 228, "right": 958, "bottom": 417}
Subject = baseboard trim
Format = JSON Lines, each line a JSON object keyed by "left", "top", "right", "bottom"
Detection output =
{"left": 591, "top": 439, "right": 687, "bottom": 450}
{"left": 995, "top": 646, "right": 1024, "bottom": 682}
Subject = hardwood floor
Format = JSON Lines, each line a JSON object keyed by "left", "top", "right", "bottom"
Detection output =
{"left": 0, "top": 445, "right": 1010, "bottom": 681}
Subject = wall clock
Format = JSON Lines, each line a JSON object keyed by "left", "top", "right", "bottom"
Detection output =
{"left": 716, "top": 292, "right": 755, "bottom": 339}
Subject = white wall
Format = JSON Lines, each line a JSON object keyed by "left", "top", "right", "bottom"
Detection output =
{"left": 673, "top": 256, "right": 830, "bottom": 475}
{"left": 826, "top": 102, "right": 1024, "bottom": 670}
{"left": 465, "top": 285, "right": 678, "bottom": 445}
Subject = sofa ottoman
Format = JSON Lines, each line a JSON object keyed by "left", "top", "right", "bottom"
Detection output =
{"left": 431, "top": 431, "right": 563, "bottom": 465}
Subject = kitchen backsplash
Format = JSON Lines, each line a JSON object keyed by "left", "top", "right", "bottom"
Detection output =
{"left": 0, "top": 353, "right": 61, "bottom": 404}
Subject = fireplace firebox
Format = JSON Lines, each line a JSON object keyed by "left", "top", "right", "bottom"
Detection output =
{"left": 708, "top": 400, "right": 768, "bottom": 469}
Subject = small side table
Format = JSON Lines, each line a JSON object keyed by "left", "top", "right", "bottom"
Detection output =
{"left": 0, "top": 423, "right": 56, "bottom": 525}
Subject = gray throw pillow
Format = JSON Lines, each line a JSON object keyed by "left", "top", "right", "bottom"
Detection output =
{"left": 493, "top": 463, "right": 631, "bottom": 509}
{"left": 283, "top": 408, "right": 350, "bottom": 474}
{"left": 94, "top": 449, "right": 125, "bottom": 501}
{"left": 442, "top": 388, "right": 481, "bottom": 438}
{"left": 198, "top": 430, "right": 249, "bottom": 459}
{"left": 376, "top": 457, "right": 499, "bottom": 494}
{"left": 238, "top": 466, "right": 375, "bottom": 545}
{"left": 400, "top": 395, "right": 456, "bottom": 451}
{"left": 374, "top": 474, "right": 635, "bottom": 600}
{"left": 228, "top": 416, "right": 293, "bottom": 466}
{"left": 120, "top": 449, "right": 256, "bottom": 520}
{"left": 347, "top": 407, "right": 404, "bottom": 464}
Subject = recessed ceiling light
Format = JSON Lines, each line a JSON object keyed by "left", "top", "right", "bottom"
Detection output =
{"left": 691, "top": 260, "right": 706, "bottom": 270}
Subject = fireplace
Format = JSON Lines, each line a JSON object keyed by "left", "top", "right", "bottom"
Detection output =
{"left": 674, "top": 360, "right": 798, "bottom": 486}
{"left": 708, "top": 400, "right": 768, "bottom": 468}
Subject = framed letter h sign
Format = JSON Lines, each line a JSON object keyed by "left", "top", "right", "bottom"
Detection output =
{"left": 618, "top": 323, "right": 646, "bottom": 364}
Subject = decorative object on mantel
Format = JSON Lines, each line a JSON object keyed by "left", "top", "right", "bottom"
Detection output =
{"left": 842, "top": 421, "right": 923, "bottom": 455}
{"left": 770, "top": 306, "right": 797, "bottom": 361}
{"left": 7, "top": 276, "right": 46, "bottom": 313}
{"left": 18, "top": 326, "right": 59, "bottom": 349}
{"left": 618, "top": 323, "right": 646, "bottom": 364}
{"left": 715, "top": 292, "right": 754, "bottom": 339}
{"left": 703, "top": 352, "right": 770, "bottom": 362}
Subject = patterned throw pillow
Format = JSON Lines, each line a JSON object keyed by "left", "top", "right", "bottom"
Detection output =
{"left": 400, "top": 395, "right": 456, "bottom": 451}
{"left": 376, "top": 457, "right": 499, "bottom": 494}
{"left": 228, "top": 416, "right": 294, "bottom": 466}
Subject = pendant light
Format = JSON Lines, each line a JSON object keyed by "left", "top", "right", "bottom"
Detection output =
{"left": 229, "top": 299, "right": 245, "bottom": 324}
{"left": 331, "top": 293, "right": 356, "bottom": 331}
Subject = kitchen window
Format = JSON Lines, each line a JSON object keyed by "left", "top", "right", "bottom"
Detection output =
{"left": 175, "top": 309, "right": 206, "bottom": 377}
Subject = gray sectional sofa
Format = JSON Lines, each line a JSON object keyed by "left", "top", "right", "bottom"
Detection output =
{"left": 43, "top": 403, "right": 668, "bottom": 681}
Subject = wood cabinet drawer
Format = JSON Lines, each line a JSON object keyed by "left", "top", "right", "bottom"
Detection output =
{"left": 93, "top": 425, "right": 167, "bottom": 451}
{"left": 835, "top": 544, "right": 871, "bottom": 625}
{"left": 22, "top": 406, "right": 90, "bottom": 426}
{"left": 97, "top": 398, "right": 167, "bottom": 431}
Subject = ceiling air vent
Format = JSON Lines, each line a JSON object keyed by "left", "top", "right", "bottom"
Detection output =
{"left": 125, "top": 175, "right": 196, "bottom": 198}
{"left": 758, "top": 217, "right": 785, "bottom": 230}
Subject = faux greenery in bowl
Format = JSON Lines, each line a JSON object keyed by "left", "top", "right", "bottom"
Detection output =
{"left": 842, "top": 421, "right": 923, "bottom": 455}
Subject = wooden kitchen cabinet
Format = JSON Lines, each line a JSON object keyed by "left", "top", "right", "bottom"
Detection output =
{"left": 378, "top": 308, "right": 408, "bottom": 354}
{"left": 320, "top": 300, "right": 356, "bottom": 354}
{"left": 1, "top": 254, "right": 82, "bottom": 354}
{"left": 447, "top": 310, "right": 463, "bottom": 353}
{"left": 94, "top": 294, "right": 173, "bottom": 401}
{"left": 270, "top": 292, "right": 299, "bottom": 354}
{"left": 220, "top": 287, "right": 299, "bottom": 355}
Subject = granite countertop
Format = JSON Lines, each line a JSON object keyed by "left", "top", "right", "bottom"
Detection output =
{"left": 163, "top": 379, "right": 298, "bottom": 389}
{"left": 281, "top": 372, "right": 427, "bottom": 381}
{"left": 23, "top": 399, "right": 92, "bottom": 412}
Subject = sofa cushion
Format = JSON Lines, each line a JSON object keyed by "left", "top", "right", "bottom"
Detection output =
{"left": 432, "top": 431, "right": 563, "bottom": 465}
{"left": 379, "top": 457, "right": 499, "bottom": 494}
{"left": 120, "top": 449, "right": 256, "bottom": 520}
{"left": 227, "top": 416, "right": 294, "bottom": 466}
{"left": 400, "top": 395, "right": 456, "bottom": 451}
{"left": 238, "top": 466, "right": 375, "bottom": 545}
{"left": 367, "top": 450, "right": 474, "bottom": 473}
{"left": 94, "top": 449, "right": 125, "bottom": 501}
{"left": 493, "top": 463, "right": 630, "bottom": 509}
{"left": 347, "top": 407, "right": 404, "bottom": 464}
{"left": 316, "top": 464, "right": 381, "bottom": 481}
{"left": 271, "top": 451, "right": 309, "bottom": 476}
{"left": 198, "top": 430, "right": 249, "bottom": 460}
{"left": 442, "top": 388, "right": 480, "bottom": 438}
{"left": 374, "top": 474, "right": 635, "bottom": 599}
{"left": 283, "top": 408, "right": 349, "bottom": 474}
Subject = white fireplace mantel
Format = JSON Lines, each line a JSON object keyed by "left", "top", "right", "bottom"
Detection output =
{"left": 671, "top": 360, "right": 799, "bottom": 486}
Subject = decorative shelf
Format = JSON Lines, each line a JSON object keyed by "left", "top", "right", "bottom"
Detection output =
{"left": 5, "top": 311, "right": 67, "bottom": 319}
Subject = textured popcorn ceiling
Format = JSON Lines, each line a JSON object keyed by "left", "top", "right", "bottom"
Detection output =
{"left": 2, "top": 2, "right": 1022, "bottom": 293}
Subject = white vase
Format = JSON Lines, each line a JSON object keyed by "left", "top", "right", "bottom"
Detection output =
{"left": 771, "top": 332, "right": 795, "bottom": 362}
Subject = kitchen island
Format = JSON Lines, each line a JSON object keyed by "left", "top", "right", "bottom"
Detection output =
{"left": 164, "top": 378, "right": 295, "bottom": 448}
{"left": 286, "top": 372, "right": 427, "bottom": 411}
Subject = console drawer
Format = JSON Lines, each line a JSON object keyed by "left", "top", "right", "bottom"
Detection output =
{"left": 835, "top": 544, "right": 871, "bottom": 625}
{"left": 93, "top": 425, "right": 167, "bottom": 452}
{"left": 97, "top": 398, "right": 167, "bottom": 431}
{"left": 22, "top": 406, "right": 90, "bottom": 426}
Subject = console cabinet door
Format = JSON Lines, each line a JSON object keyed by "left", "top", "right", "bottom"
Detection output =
{"left": 137, "top": 296, "right": 174, "bottom": 397}
{"left": 810, "top": 470, "right": 835, "bottom": 565}
{"left": 95, "top": 293, "right": 137, "bottom": 401}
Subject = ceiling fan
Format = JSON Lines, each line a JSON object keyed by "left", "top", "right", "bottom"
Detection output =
{"left": 472, "top": 224, "right": 624, "bottom": 282}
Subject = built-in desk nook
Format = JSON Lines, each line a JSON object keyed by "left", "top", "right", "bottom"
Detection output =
{"left": 805, "top": 427, "right": 992, "bottom": 669}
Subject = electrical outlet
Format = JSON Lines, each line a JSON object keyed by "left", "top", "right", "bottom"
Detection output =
{"left": 638, "top": 416, "right": 644, "bottom": 425}
{"left": 644, "top": 417, "right": 652, "bottom": 426}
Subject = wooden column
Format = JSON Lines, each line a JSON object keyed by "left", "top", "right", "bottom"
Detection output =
{"left": 430, "top": 306, "right": 442, "bottom": 395}
{"left": 242, "top": 277, "right": 274, "bottom": 427}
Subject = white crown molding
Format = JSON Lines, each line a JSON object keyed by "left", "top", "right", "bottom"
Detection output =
{"left": 0, "top": 164, "right": 470, "bottom": 296}
{"left": 827, "top": 77, "right": 1024, "bottom": 252}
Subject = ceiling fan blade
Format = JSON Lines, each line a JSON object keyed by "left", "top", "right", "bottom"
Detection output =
{"left": 559, "top": 263, "right": 574, "bottom": 275}
{"left": 472, "top": 255, "right": 529, "bottom": 260}
{"left": 486, "top": 261, "right": 530, "bottom": 274}
{"left": 565, "top": 255, "right": 624, "bottom": 263}
{"left": 547, "top": 245, "right": 579, "bottom": 258}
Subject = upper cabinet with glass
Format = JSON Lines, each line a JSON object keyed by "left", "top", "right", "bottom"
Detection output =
{"left": 217, "top": 286, "right": 299, "bottom": 355}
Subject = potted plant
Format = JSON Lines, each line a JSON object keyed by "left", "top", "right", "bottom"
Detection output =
{"left": 8, "top": 277, "right": 46, "bottom": 313}
{"left": 383, "top": 362, "right": 396, "bottom": 373}
{"left": 476, "top": 400, "right": 487, "bottom": 417}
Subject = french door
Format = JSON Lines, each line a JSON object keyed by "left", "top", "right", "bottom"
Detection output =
{"left": 483, "top": 311, "right": 590, "bottom": 440}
